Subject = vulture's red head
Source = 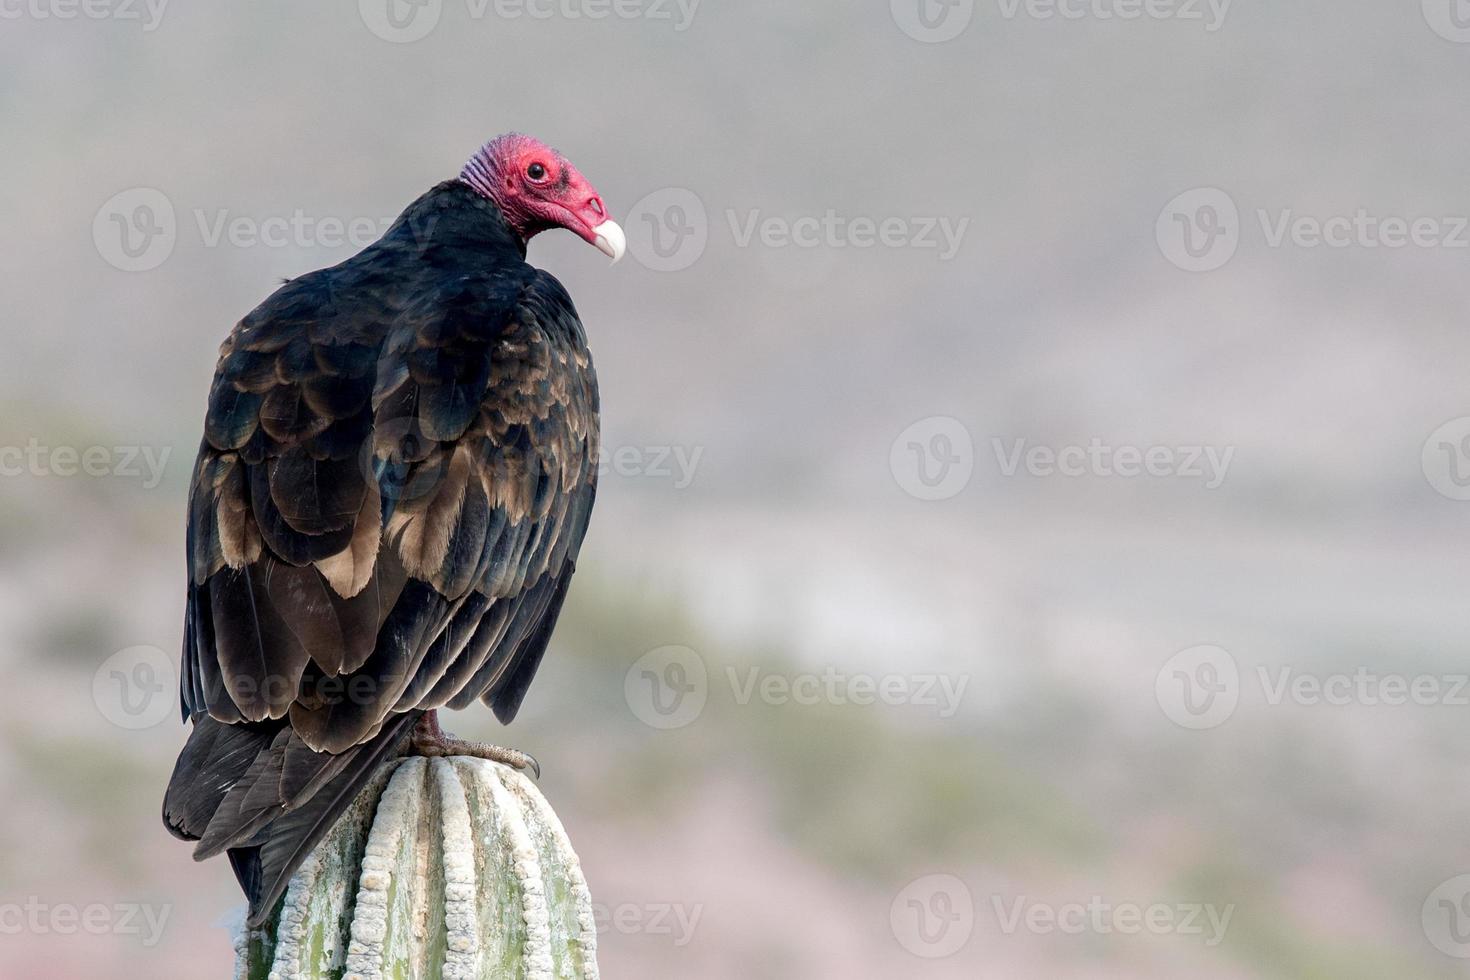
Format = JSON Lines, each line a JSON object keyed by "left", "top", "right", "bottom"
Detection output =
{"left": 460, "top": 133, "right": 625, "bottom": 263}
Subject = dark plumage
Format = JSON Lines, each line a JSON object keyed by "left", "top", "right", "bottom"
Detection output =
{"left": 164, "top": 144, "right": 613, "bottom": 926}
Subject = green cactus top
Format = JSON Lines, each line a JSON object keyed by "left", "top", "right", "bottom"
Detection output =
{"left": 236, "top": 757, "right": 599, "bottom": 980}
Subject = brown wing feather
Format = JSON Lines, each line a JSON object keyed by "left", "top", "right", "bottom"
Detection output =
{"left": 170, "top": 182, "right": 599, "bottom": 926}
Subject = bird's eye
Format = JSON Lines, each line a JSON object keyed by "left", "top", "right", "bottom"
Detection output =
{"left": 527, "top": 163, "right": 547, "bottom": 181}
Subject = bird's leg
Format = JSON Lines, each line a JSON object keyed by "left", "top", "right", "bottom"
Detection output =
{"left": 408, "top": 710, "right": 541, "bottom": 778}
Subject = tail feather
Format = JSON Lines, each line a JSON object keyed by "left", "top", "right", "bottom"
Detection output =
{"left": 163, "top": 716, "right": 280, "bottom": 842}
{"left": 226, "top": 847, "right": 263, "bottom": 913}
{"left": 243, "top": 711, "right": 420, "bottom": 926}
{"left": 163, "top": 711, "right": 423, "bottom": 927}
{"left": 193, "top": 729, "right": 295, "bottom": 860}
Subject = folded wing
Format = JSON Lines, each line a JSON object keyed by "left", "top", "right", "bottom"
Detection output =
{"left": 171, "top": 251, "right": 598, "bottom": 924}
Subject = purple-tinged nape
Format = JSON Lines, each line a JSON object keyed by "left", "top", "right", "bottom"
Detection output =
{"left": 460, "top": 133, "right": 542, "bottom": 211}
{"left": 457, "top": 132, "right": 612, "bottom": 252}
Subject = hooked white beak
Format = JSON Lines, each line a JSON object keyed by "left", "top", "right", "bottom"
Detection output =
{"left": 592, "top": 219, "right": 626, "bottom": 264}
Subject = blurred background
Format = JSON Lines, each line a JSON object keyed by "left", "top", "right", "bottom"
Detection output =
{"left": 4, "top": 1, "right": 1470, "bottom": 976}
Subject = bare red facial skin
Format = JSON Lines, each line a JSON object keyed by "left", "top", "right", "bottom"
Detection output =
{"left": 460, "top": 133, "right": 610, "bottom": 248}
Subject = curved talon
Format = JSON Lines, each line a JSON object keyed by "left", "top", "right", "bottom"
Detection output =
{"left": 485, "top": 745, "right": 540, "bottom": 780}
{"left": 408, "top": 711, "right": 540, "bottom": 778}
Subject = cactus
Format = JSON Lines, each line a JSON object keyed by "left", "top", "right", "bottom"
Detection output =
{"left": 234, "top": 756, "right": 600, "bottom": 980}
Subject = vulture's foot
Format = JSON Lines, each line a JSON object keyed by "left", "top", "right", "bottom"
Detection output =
{"left": 409, "top": 710, "right": 540, "bottom": 779}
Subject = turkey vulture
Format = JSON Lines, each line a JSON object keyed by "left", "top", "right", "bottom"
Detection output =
{"left": 162, "top": 134, "right": 624, "bottom": 926}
